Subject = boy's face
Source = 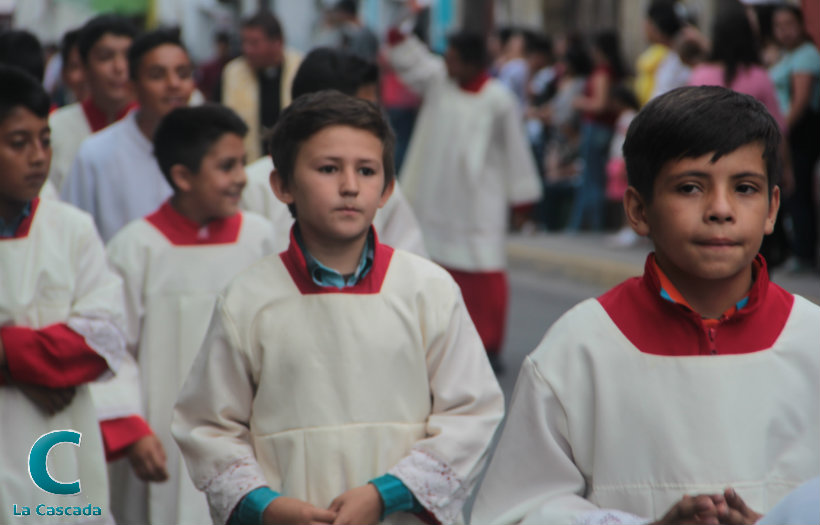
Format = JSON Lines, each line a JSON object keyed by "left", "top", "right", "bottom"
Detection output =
{"left": 0, "top": 108, "right": 51, "bottom": 214}
{"left": 626, "top": 143, "right": 779, "bottom": 284}
{"left": 84, "top": 33, "right": 132, "bottom": 106}
{"left": 133, "top": 44, "right": 195, "bottom": 119}
{"left": 173, "top": 132, "right": 247, "bottom": 222}
{"left": 271, "top": 125, "right": 393, "bottom": 247}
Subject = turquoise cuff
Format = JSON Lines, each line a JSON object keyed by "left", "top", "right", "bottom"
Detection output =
{"left": 369, "top": 474, "right": 423, "bottom": 518}
{"left": 229, "top": 486, "right": 280, "bottom": 525}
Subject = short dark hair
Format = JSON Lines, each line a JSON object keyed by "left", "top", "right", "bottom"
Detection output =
{"left": 128, "top": 29, "right": 187, "bottom": 81}
{"left": 268, "top": 90, "right": 395, "bottom": 218}
{"left": 77, "top": 14, "right": 138, "bottom": 64}
{"left": 447, "top": 31, "right": 488, "bottom": 69}
{"left": 623, "top": 86, "right": 781, "bottom": 203}
{"left": 0, "top": 30, "right": 45, "bottom": 82}
{"left": 647, "top": 0, "right": 683, "bottom": 38}
{"left": 291, "top": 47, "right": 378, "bottom": 100}
{"left": 153, "top": 103, "right": 248, "bottom": 192}
{"left": 0, "top": 65, "right": 51, "bottom": 124}
{"left": 242, "top": 11, "right": 283, "bottom": 41}
{"left": 60, "top": 28, "right": 82, "bottom": 65}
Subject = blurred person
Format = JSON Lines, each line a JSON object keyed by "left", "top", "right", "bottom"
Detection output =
{"left": 221, "top": 11, "right": 302, "bottom": 162}
{"left": 635, "top": 0, "right": 690, "bottom": 106}
{"left": 196, "top": 30, "right": 232, "bottom": 102}
{"left": 387, "top": 23, "right": 542, "bottom": 372}
{"left": 524, "top": 32, "right": 556, "bottom": 173}
{"left": 61, "top": 29, "right": 197, "bottom": 242}
{"left": 241, "top": 46, "right": 427, "bottom": 257}
{"left": 567, "top": 30, "right": 626, "bottom": 232}
{"left": 48, "top": 15, "right": 137, "bottom": 194}
{"left": 58, "top": 29, "right": 90, "bottom": 105}
{"left": 605, "top": 84, "right": 641, "bottom": 247}
{"left": 498, "top": 28, "right": 530, "bottom": 112}
{"left": 770, "top": 4, "right": 820, "bottom": 273}
{"left": 315, "top": 0, "right": 380, "bottom": 62}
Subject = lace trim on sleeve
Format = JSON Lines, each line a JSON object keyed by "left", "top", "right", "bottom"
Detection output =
{"left": 389, "top": 448, "right": 467, "bottom": 525}
{"left": 202, "top": 456, "right": 269, "bottom": 525}
{"left": 67, "top": 316, "right": 126, "bottom": 380}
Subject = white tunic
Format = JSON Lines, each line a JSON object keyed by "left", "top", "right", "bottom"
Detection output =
{"left": 48, "top": 102, "right": 92, "bottom": 194}
{"left": 471, "top": 297, "right": 820, "bottom": 525}
{"left": 388, "top": 36, "right": 542, "bottom": 271}
{"left": 172, "top": 245, "right": 504, "bottom": 525}
{"left": 241, "top": 155, "right": 428, "bottom": 256}
{"left": 60, "top": 111, "right": 173, "bottom": 242}
{"left": 95, "top": 208, "right": 277, "bottom": 525}
{"left": 0, "top": 199, "right": 127, "bottom": 525}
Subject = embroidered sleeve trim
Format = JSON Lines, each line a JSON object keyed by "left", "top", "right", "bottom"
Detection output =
{"left": 573, "top": 509, "right": 650, "bottom": 525}
{"left": 389, "top": 448, "right": 466, "bottom": 525}
{"left": 202, "top": 456, "right": 269, "bottom": 525}
{"left": 67, "top": 317, "right": 126, "bottom": 380}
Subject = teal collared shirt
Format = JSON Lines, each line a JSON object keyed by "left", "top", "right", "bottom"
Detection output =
{"left": 0, "top": 201, "right": 31, "bottom": 238}
{"left": 294, "top": 226, "right": 374, "bottom": 288}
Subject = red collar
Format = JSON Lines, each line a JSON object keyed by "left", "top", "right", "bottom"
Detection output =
{"left": 280, "top": 225, "right": 393, "bottom": 295}
{"left": 598, "top": 253, "right": 793, "bottom": 356}
{"left": 81, "top": 99, "right": 138, "bottom": 133}
{"left": 145, "top": 200, "right": 243, "bottom": 246}
{"left": 460, "top": 71, "right": 490, "bottom": 93}
{"left": 0, "top": 198, "right": 39, "bottom": 240}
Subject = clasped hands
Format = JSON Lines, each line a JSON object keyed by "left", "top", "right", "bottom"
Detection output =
{"left": 651, "top": 488, "right": 762, "bottom": 525}
{"left": 262, "top": 484, "right": 383, "bottom": 525}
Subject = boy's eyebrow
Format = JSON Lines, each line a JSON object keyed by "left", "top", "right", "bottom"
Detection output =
{"left": 314, "top": 155, "right": 381, "bottom": 164}
{"left": 669, "top": 170, "right": 767, "bottom": 181}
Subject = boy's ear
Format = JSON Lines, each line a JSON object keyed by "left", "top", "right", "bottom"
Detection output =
{"left": 170, "top": 164, "right": 194, "bottom": 192}
{"left": 764, "top": 185, "right": 781, "bottom": 235}
{"left": 378, "top": 177, "right": 395, "bottom": 208}
{"left": 269, "top": 168, "right": 295, "bottom": 205}
{"left": 623, "top": 186, "right": 651, "bottom": 237}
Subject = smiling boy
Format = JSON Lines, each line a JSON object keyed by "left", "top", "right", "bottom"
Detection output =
{"left": 472, "top": 86, "right": 819, "bottom": 525}
{"left": 61, "top": 29, "right": 197, "bottom": 241}
{"left": 173, "top": 90, "right": 503, "bottom": 525}
{"left": 96, "top": 103, "right": 276, "bottom": 525}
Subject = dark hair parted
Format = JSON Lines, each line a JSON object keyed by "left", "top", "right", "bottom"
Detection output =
{"left": 242, "top": 11, "right": 284, "bottom": 41}
{"left": 153, "top": 103, "right": 248, "bottom": 192}
{"left": 77, "top": 14, "right": 138, "bottom": 64}
{"left": 291, "top": 47, "right": 378, "bottom": 100}
{"left": 0, "top": 65, "right": 51, "bottom": 123}
{"left": 623, "top": 86, "right": 781, "bottom": 203}
{"left": 268, "top": 90, "right": 395, "bottom": 218}
{"left": 447, "top": 31, "right": 489, "bottom": 69}
{"left": 127, "top": 28, "right": 187, "bottom": 81}
{"left": 710, "top": 0, "right": 760, "bottom": 86}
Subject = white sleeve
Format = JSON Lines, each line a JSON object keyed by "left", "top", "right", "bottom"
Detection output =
{"left": 496, "top": 97, "right": 543, "bottom": 205}
{"left": 387, "top": 35, "right": 447, "bottom": 96}
{"left": 65, "top": 213, "right": 127, "bottom": 378}
{"left": 389, "top": 283, "right": 504, "bottom": 525}
{"left": 60, "top": 143, "right": 97, "bottom": 220}
{"left": 172, "top": 299, "right": 268, "bottom": 525}
{"left": 373, "top": 183, "right": 428, "bottom": 258}
{"left": 471, "top": 356, "right": 645, "bottom": 525}
{"left": 105, "top": 230, "right": 147, "bottom": 357}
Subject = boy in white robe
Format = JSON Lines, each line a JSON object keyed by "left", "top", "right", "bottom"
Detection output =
{"left": 48, "top": 15, "right": 138, "bottom": 194}
{"left": 241, "top": 46, "right": 427, "bottom": 256}
{"left": 471, "top": 87, "right": 819, "bottom": 525}
{"left": 173, "top": 91, "right": 504, "bottom": 525}
{"left": 386, "top": 22, "right": 542, "bottom": 372}
{"left": 96, "top": 103, "right": 276, "bottom": 525}
{"left": 61, "top": 29, "right": 198, "bottom": 242}
{"left": 0, "top": 65, "right": 127, "bottom": 525}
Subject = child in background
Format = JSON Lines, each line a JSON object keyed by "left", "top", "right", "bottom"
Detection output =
{"left": 173, "top": 91, "right": 503, "bottom": 525}
{"left": 96, "top": 103, "right": 276, "bottom": 525}
{"left": 0, "top": 65, "right": 128, "bottom": 524}
{"left": 605, "top": 84, "right": 641, "bottom": 247}
{"left": 473, "top": 86, "right": 818, "bottom": 525}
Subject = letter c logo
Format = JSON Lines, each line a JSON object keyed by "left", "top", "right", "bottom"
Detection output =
{"left": 28, "top": 430, "right": 82, "bottom": 495}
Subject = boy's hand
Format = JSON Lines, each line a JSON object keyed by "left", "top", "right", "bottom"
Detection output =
{"left": 262, "top": 496, "right": 336, "bottom": 524}
{"left": 328, "top": 484, "right": 383, "bottom": 525}
{"left": 127, "top": 434, "right": 168, "bottom": 482}
{"left": 722, "top": 487, "right": 762, "bottom": 525}
{"left": 651, "top": 493, "right": 727, "bottom": 525}
{"left": 17, "top": 383, "right": 76, "bottom": 415}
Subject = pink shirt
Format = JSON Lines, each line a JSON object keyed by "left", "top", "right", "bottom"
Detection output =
{"left": 688, "top": 63, "right": 786, "bottom": 132}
